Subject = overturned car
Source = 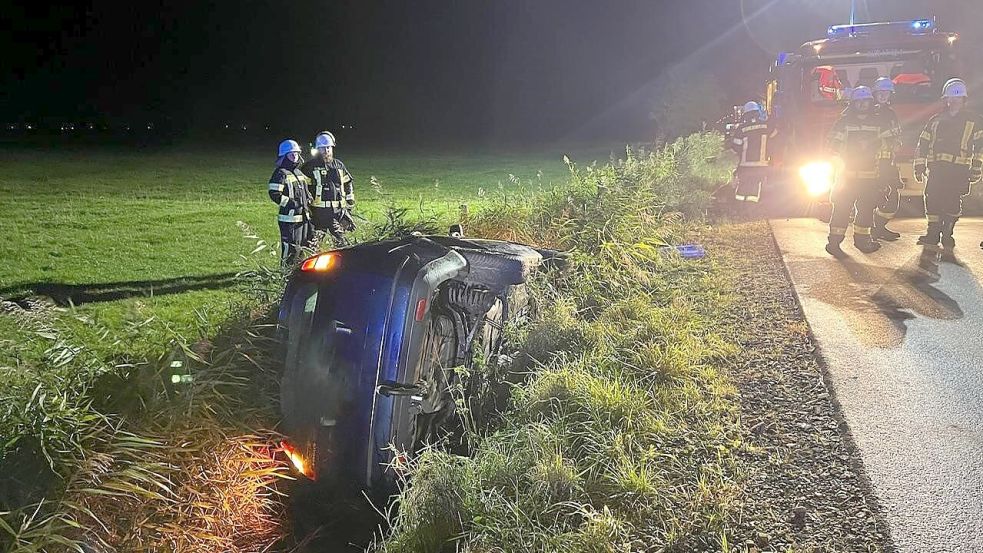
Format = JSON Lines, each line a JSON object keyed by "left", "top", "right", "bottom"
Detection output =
{"left": 277, "top": 232, "right": 547, "bottom": 491}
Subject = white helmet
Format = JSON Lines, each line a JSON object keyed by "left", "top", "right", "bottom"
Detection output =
{"left": 278, "top": 139, "right": 301, "bottom": 157}
{"left": 942, "top": 78, "right": 968, "bottom": 99}
{"left": 851, "top": 86, "right": 874, "bottom": 102}
{"left": 874, "top": 77, "right": 895, "bottom": 93}
{"left": 314, "top": 131, "right": 336, "bottom": 149}
{"left": 743, "top": 101, "right": 762, "bottom": 115}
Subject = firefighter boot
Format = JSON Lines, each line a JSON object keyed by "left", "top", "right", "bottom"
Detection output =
{"left": 853, "top": 234, "right": 882, "bottom": 254}
{"left": 872, "top": 215, "right": 901, "bottom": 242}
{"left": 825, "top": 235, "right": 847, "bottom": 258}
{"left": 940, "top": 217, "right": 958, "bottom": 261}
{"left": 917, "top": 221, "right": 942, "bottom": 246}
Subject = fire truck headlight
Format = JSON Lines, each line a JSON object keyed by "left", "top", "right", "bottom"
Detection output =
{"left": 800, "top": 161, "right": 834, "bottom": 197}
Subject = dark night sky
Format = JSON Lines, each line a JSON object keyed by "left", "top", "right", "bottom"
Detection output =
{"left": 1, "top": 0, "right": 980, "bottom": 145}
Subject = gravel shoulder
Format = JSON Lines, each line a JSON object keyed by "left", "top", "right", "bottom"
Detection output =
{"left": 710, "top": 220, "right": 894, "bottom": 552}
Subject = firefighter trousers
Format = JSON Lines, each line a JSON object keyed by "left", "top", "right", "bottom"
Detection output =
{"left": 873, "top": 164, "right": 902, "bottom": 224}
{"left": 310, "top": 207, "right": 353, "bottom": 246}
{"left": 829, "top": 177, "right": 881, "bottom": 239}
{"left": 924, "top": 162, "right": 971, "bottom": 221}
{"left": 279, "top": 221, "right": 311, "bottom": 266}
{"left": 734, "top": 166, "right": 768, "bottom": 203}
{"left": 310, "top": 207, "right": 337, "bottom": 234}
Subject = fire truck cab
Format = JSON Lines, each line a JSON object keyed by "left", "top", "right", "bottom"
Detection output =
{"left": 767, "top": 18, "right": 962, "bottom": 202}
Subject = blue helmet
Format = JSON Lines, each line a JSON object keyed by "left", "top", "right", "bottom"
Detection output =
{"left": 314, "top": 131, "right": 336, "bottom": 149}
{"left": 851, "top": 86, "right": 874, "bottom": 102}
{"left": 874, "top": 77, "right": 895, "bottom": 94}
{"left": 278, "top": 139, "right": 302, "bottom": 157}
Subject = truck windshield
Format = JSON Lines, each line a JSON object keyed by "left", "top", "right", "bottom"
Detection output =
{"left": 805, "top": 50, "right": 947, "bottom": 105}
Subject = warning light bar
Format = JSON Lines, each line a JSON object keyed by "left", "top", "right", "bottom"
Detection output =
{"left": 300, "top": 253, "right": 337, "bottom": 272}
{"left": 827, "top": 19, "right": 936, "bottom": 39}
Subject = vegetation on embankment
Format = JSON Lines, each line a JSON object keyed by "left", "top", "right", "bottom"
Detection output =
{"left": 1, "top": 137, "right": 737, "bottom": 552}
{"left": 0, "top": 148, "right": 583, "bottom": 551}
{"left": 380, "top": 133, "right": 745, "bottom": 552}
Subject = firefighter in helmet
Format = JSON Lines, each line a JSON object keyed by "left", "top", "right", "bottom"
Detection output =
{"left": 871, "top": 77, "right": 904, "bottom": 241}
{"left": 825, "top": 86, "right": 894, "bottom": 257}
{"left": 913, "top": 78, "right": 983, "bottom": 254}
{"left": 729, "top": 101, "right": 778, "bottom": 203}
{"left": 268, "top": 139, "right": 313, "bottom": 265}
{"left": 300, "top": 131, "right": 356, "bottom": 246}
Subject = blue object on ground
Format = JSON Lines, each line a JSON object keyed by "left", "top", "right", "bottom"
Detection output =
{"left": 660, "top": 244, "right": 706, "bottom": 259}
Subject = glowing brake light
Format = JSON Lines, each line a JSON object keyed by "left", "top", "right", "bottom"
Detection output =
{"left": 280, "top": 440, "right": 314, "bottom": 479}
{"left": 300, "top": 253, "right": 337, "bottom": 272}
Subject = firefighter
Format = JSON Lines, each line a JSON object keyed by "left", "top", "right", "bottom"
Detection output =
{"left": 825, "top": 86, "right": 893, "bottom": 257}
{"left": 300, "top": 131, "right": 356, "bottom": 245}
{"left": 913, "top": 78, "right": 983, "bottom": 252}
{"left": 730, "top": 101, "right": 778, "bottom": 203}
{"left": 871, "top": 77, "right": 904, "bottom": 241}
{"left": 268, "top": 139, "right": 313, "bottom": 265}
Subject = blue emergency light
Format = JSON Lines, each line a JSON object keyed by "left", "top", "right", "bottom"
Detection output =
{"left": 827, "top": 19, "right": 935, "bottom": 39}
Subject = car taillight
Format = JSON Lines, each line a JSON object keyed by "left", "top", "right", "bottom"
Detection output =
{"left": 300, "top": 253, "right": 337, "bottom": 272}
{"left": 280, "top": 440, "right": 315, "bottom": 479}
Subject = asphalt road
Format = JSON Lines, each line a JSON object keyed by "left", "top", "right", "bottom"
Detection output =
{"left": 771, "top": 217, "right": 983, "bottom": 553}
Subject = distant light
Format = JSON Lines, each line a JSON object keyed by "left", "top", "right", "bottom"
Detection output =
{"left": 310, "top": 148, "right": 318, "bottom": 157}
{"left": 911, "top": 19, "right": 933, "bottom": 31}
{"left": 948, "top": 35, "right": 958, "bottom": 45}
{"left": 240, "top": 124, "right": 247, "bottom": 131}
{"left": 224, "top": 124, "right": 229, "bottom": 129}
{"left": 26, "top": 124, "right": 33, "bottom": 130}
{"left": 265, "top": 125, "right": 270, "bottom": 131}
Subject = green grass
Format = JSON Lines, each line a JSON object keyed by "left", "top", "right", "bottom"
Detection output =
{"left": 0, "top": 144, "right": 616, "bottom": 551}
{"left": 0, "top": 148, "right": 592, "bottom": 290}
{"left": 380, "top": 134, "right": 744, "bottom": 552}
{"left": 0, "top": 147, "right": 606, "bottom": 360}
{"left": 0, "top": 138, "right": 743, "bottom": 552}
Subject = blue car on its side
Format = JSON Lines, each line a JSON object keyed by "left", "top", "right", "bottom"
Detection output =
{"left": 277, "top": 232, "right": 545, "bottom": 492}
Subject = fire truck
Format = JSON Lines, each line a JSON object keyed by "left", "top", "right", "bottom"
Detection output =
{"left": 766, "top": 18, "right": 962, "bottom": 203}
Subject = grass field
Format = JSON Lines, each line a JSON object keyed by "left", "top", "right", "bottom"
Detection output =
{"left": 0, "top": 143, "right": 624, "bottom": 549}
{"left": 0, "top": 138, "right": 749, "bottom": 551}
{"left": 0, "top": 146, "right": 612, "bottom": 362}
